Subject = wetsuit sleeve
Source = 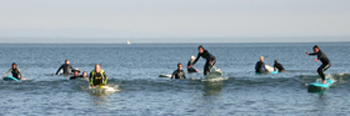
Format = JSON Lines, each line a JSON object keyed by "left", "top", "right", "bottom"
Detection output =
{"left": 171, "top": 71, "right": 176, "bottom": 79}
{"left": 3, "top": 68, "right": 12, "bottom": 77}
{"left": 69, "top": 65, "right": 73, "bottom": 72}
{"left": 308, "top": 52, "right": 317, "bottom": 55}
{"left": 103, "top": 72, "right": 108, "bottom": 85}
{"left": 89, "top": 72, "right": 94, "bottom": 86}
{"left": 17, "top": 68, "right": 23, "bottom": 78}
{"left": 192, "top": 53, "right": 201, "bottom": 65}
{"left": 55, "top": 65, "right": 63, "bottom": 75}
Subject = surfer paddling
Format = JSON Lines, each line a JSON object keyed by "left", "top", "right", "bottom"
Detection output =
{"left": 273, "top": 60, "right": 285, "bottom": 72}
{"left": 306, "top": 45, "right": 331, "bottom": 84}
{"left": 188, "top": 45, "right": 216, "bottom": 76}
{"left": 89, "top": 64, "right": 108, "bottom": 87}
{"left": 171, "top": 63, "right": 186, "bottom": 79}
{"left": 2, "top": 63, "right": 23, "bottom": 80}
{"left": 69, "top": 68, "right": 83, "bottom": 80}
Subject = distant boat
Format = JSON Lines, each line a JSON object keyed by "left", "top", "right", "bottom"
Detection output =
{"left": 127, "top": 40, "right": 131, "bottom": 45}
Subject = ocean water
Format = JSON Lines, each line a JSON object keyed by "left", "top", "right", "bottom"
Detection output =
{"left": 0, "top": 43, "right": 350, "bottom": 115}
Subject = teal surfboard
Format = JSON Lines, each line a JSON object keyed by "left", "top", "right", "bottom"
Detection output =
{"left": 3, "top": 76, "right": 20, "bottom": 81}
{"left": 308, "top": 78, "right": 334, "bottom": 92}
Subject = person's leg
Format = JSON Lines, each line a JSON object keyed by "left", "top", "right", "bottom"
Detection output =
{"left": 204, "top": 62, "right": 210, "bottom": 75}
{"left": 317, "top": 63, "right": 331, "bottom": 81}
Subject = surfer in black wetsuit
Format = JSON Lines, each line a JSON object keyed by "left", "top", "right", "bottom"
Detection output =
{"left": 306, "top": 45, "right": 331, "bottom": 84}
{"left": 69, "top": 68, "right": 83, "bottom": 80}
{"left": 255, "top": 56, "right": 268, "bottom": 73}
{"left": 188, "top": 45, "right": 216, "bottom": 76}
{"left": 89, "top": 64, "right": 108, "bottom": 87}
{"left": 55, "top": 60, "right": 74, "bottom": 76}
{"left": 171, "top": 63, "right": 186, "bottom": 79}
{"left": 80, "top": 71, "right": 88, "bottom": 78}
{"left": 2, "top": 63, "right": 23, "bottom": 80}
{"left": 187, "top": 56, "right": 198, "bottom": 73}
{"left": 273, "top": 60, "right": 285, "bottom": 72}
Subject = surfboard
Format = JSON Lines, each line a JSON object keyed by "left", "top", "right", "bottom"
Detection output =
{"left": 255, "top": 65, "right": 278, "bottom": 74}
{"left": 88, "top": 85, "right": 116, "bottom": 96}
{"left": 308, "top": 78, "right": 334, "bottom": 92}
{"left": 159, "top": 74, "right": 171, "bottom": 78}
{"left": 204, "top": 66, "right": 223, "bottom": 79}
{"left": 3, "top": 76, "right": 20, "bottom": 81}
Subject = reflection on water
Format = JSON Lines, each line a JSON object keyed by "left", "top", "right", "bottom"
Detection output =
{"left": 202, "top": 81, "right": 223, "bottom": 96}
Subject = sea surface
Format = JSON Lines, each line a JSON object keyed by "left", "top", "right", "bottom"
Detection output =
{"left": 0, "top": 42, "right": 350, "bottom": 116}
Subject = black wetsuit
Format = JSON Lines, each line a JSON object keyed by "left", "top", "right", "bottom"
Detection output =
{"left": 309, "top": 50, "right": 331, "bottom": 81}
{"left": 55, "top": 64, "right": 73, "bottom": 75}
{"left": 187, "top": 60, "right": 197, "bottom": 73}
{"left": 69, "top": 75, "right": 83, "bottom": 80}
{"left": 171, "top": 69, "right": 186, "bottom": 79}
{"left": 4, "top": 67, "right": 22, "bottom": 80}
{"left": 255, "top": 61, "right": 267, "bottom": 73}
{"left": 274, "top": 63, "right": 285, "bottom": 72}
{"left": 193, "top": 50, "right": 216, "bottom": 75}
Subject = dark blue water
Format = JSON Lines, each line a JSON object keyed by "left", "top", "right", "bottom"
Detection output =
{"left": 0, "top": 43, "right": 350, "bottom": 115}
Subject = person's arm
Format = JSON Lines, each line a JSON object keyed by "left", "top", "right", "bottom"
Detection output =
{"left": 89, "top": 72, "right": 94, "bottom": 86}
{"left": 55, "top": 65, "right": 63, "bottom": 75}
{"left": 3, "top": 68, "right": 12, "bottom": 78}
{"left": 103, "top": 72, "right": 108, "bottom": 85}
{"left": 262, "top": 64, "right": 267, "bottom": 71}
{"left": 183, "top": 71, "right": 186, "bottom": 79}
{"left": 171, "top": 71, "right": 176, "bottom": 79}
{"left": 69, "top": 65, "right": 73, "bottom": 73}
{"left": 17, "top": 68, "right": 23, "bottom": 79}
{"left": 192, "top": 53, "right": 201, "bottom": 65}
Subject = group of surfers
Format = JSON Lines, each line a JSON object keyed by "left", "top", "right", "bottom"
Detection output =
{"left": 1, "top": 45, "right": 331, "bottom": 86}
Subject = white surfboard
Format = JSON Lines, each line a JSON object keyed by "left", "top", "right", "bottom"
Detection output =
{"left": 204, "top": 66, "right": 223, "bottom": 79}
{"left": 265, "top": 65, "right": 275, "bottom": 72}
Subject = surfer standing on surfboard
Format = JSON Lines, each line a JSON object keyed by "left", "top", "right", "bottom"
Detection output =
{"left": 306, "top": 45, "right": 331, "bottom": 84}
{"left": 188, "top": 45, "right": 216, "bottom": 76}
{"left": 89, "top": 64, "right": 108, "bottom": 87}
{"left": 2, "top": 63, "right": 23, "bottom": 80}
{"left": 171, "top": 63, "right": 186, "bottom": 79}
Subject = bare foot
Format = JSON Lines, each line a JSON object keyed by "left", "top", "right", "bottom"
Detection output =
{"left": 323, "top": 80, "right": 327, "bottom": 84}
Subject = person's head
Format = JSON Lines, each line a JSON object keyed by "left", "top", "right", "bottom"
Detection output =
{"left": 198, "top": 45, "right": 204, "bottom": 53}
{"left": 95, "top": 64, "right": 101, "bottom": 73}
{"left": 65, "top": 60, "right": 70, "bottom": 64}
{"left": 274, "top": 60, "right": 278, "bottom": 64}
{"left": 260, "top": 56, "right": 264, "bottom": 61}
{"left": 190, "top": 56, "right": 196, "bottom": 61}
{"left": 12, "top": 63, "right": 17, "bottom": 69}
{"left": 73, "top": 68, "right": 80, "bottom": 76}
{"left": 177, "top": 63, "right": 183, "bottom": 70}
{"left": 313, "top": 45, "right": 320, "bottom": 53}
{"left": 82, "top": 71, "right": 87, "bottom": 77}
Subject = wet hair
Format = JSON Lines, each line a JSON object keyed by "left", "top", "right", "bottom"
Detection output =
{"left": 12, "top": 62, "right": 16, "bottom": 66}
{"left": 313, "top": 45, "right": 319, "bottom": 49}
{"left": 274, "top": 60, "right": 278, "bottom": 64}
{"left": 198, "top": 45, "right": 204, "bottom": 50}
{"left": 177, "top": 63, "right": 183, "bottom": 67}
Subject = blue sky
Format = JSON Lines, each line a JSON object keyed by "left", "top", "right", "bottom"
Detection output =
{"left": 0, "top": 0, "right": 349, "bottom": 43}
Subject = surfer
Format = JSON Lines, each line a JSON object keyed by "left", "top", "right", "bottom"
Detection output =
{"left": 306, "top": 45, "right": 331, "bottom": 84}
{"left": 80, "top": 71, "right": 88, "bottom": 78}
{"left": 89, "top": 64, "right": 108, "bottom": 87}
{"left": 255, "top": 56, "right": 268, "bottom": 73}
{"left": 188, "top": 45, "right": 216, "bottom": 76}
{"left": 55, "top": 60, "right": 74, "bottom": 76}
{"left": 2, "top": 63, "right": 23, "bottom": 80}
{"left": 187, "top": 56, "right": 199, "bottom": 73}
{"left": 273, "top": 60, "right": 285, "bottom": 72}
{"left": 69, "top": 68, "right": 83, "bottom": 80}
{"left": 171, "top": 63, "right": 186, "bottom": 79}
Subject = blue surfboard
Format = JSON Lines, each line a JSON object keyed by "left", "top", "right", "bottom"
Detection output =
{"left": 3, "top": 76, "right": 20, "bottom": 81}
{"left": 308, "top": 78, "right": 333, "bottom": 92}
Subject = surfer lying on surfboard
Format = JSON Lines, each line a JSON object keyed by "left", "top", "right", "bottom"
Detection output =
{"left": 188, "top": 45, "right": 216, "bottom": 76}
{"left": 306, "top": 45, "right": 331, "bottom": 84}
{"left": 171, "top": 63, "right": 186, "bottom": 79}
{"left": 89, "top": 64, "right": 108, "bottom": 88}
{"left": 2, "top": 63, "right": 23, "bottom": 80}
